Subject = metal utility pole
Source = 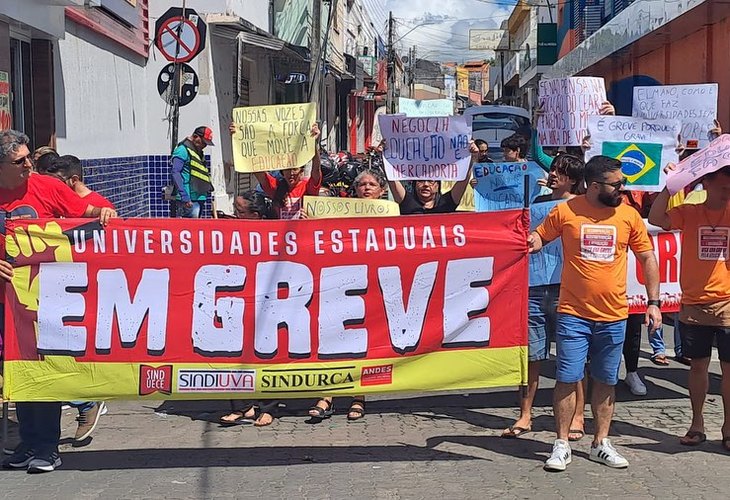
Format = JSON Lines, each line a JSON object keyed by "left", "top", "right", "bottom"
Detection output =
{"left": 308, "top": 0, "right": 323, "bottom": 111}
{"left": 410, "top": 45, "right": 417, "bottom": 97}
{"left": 169, "top": 0, "right": 187, "bottom": 153}
{"left": 387, "top": 11, "right": 395, "bottom": 113}
{"left": 500, "top": 50, "right": 505, "bottom": 104}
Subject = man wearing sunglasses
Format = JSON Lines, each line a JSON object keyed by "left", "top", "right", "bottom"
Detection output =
{"left": 0, "top": 130, "right": 116, "bottom": 474}
{"left": 529, "top": 155, "right": 661, "bottom": 472}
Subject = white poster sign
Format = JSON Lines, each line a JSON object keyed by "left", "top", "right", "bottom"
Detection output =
{"left": 398, "top": 98, "right": 454, "bottom": 117}
{"left": 379, "top": 115, "right": 472, "bottom": 181}
{"left": 586, "top": 115, "right": 680, "bottom": 192}
{"left": 633, "top": 84, "right": 718, "bottom": 148}
{"left": 537, "top": 77, "right": 606, "bottom": 147}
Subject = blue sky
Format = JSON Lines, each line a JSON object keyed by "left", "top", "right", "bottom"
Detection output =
{"left": 360, "top": 0, "right": 516, "bottom": 61}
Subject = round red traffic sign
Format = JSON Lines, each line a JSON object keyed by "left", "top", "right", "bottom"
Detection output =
{"left": 156, "top": 16, "right": 201, "bottom": 63}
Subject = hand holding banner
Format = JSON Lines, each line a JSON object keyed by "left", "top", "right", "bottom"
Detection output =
{"left": 473, "top": 162, "right": 545, "bottom": 212}
{"left": 586, "top": 115, "right": 680, "bottom": 192}
{"left": 537, "top": 77, "right": 606, "bottom": 147}
{"left": 379, "top": 115, "right": 472, "bottom": 181}
{"left": 303, "top": 196, "right": 400, "bottom": 218}
{"left": 232, "top": 103, "right": 316, "bottom": 173}
{"left": 3, "top": 214, "right": 529, "bottom": 402}
{"left": 665, "top": 134, "right": 730, "bottom": 195}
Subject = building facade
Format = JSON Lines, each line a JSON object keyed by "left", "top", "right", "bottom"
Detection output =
{"left": 550, "top": 0, "right": 730, "bottom": 124}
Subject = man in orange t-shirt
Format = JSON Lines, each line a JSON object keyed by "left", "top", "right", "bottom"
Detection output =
{"left": 529, "top": 155, "right": 662, "bottom": 472}
{"left": 649, "top": 164, "right": 730, "bottom": 449}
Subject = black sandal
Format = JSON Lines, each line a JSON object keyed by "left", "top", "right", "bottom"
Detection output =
{"left": 347, "top": 399, "right": 366, "bottom": 421}
{"left": 308, "top": 399, "right": 334, "bottom": 419}
{"left": 220, "top": 404, "right": 256, "bottom": 426}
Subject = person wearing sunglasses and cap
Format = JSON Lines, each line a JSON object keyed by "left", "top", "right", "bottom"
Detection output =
{"left": 171, "top": 126, "right": 215, "bottom": 218}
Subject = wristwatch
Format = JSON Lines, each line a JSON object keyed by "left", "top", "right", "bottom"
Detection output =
{"left": 647, "top": 299, "right": 661, "bottom": 307}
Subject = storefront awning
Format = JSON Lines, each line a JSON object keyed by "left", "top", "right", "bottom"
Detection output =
{"left": 207, "top": 14, "right": 309, "bottom": 61}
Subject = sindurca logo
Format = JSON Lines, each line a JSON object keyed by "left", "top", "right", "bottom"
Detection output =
{"left": 261, "top": 367, "right": 356, "bottom": 393}
{"left": 177, "top": 369, "right": 256, "bottom": 393}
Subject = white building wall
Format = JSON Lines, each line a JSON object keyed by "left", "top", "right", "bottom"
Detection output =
{"left": 0, "top": 0, "right": 76, "bottom": 39}
{"left": 54, "top": 23, "right": 149, "bottom": 159}
{"left": 53, "top": 0, "right": 275, "bottom": 214}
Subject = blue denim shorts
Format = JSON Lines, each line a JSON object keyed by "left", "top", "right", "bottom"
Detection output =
{"left": 555, "top": 313, "right": 627, "bottom": 385}
{"left": 527, "top": 285, "right": 560, "bottom": 361}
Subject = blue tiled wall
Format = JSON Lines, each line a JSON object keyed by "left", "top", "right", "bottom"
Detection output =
{"left": 83, "top": 156, "right": 150, "bottom": 217}
{"left": 82, "top": 155, "right": 212, "bottom": 218}
{"left": 147, "top": 154, "right": 212, "bottom": 218}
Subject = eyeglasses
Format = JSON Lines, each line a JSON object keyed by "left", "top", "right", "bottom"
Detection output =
{"left": 594, "top": 178, "right": 627, "bottom": 190}
{"left": 3, "top": 154, "right": 33, "bottom": 166}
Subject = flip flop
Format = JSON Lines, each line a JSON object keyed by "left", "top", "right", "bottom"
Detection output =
{"left": 651, "top": 354, "right": 670, "bottom": 366}
{"left": 501, "top": 426, "right": 532, "bottom": 439}
{"left": 680, "top": 431, "right": 706, "bottom": 446}
{"left": 568, "top": 429, "right": 585, "bottom": 442}
{"left": 219, "top": 410, "right": 255, "bottom": 426}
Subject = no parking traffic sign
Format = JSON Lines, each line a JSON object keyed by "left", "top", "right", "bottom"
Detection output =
{"left": 155, "top": 7, "right": 207, "bottom": 63}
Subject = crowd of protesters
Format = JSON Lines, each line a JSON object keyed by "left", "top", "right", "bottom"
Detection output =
{"left": 0, "top": 91, "right": 728, "bottom": 475}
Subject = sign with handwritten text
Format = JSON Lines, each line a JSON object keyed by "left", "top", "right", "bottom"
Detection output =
{"left": 473, "top": 162, "right": 545, "bottom": 212}
{"left": 586, "top": 115, "right": 680, "bottom": 192}
{"left": 665, "top": 134, "right": 730, "bottom": 195}
{"left": 529, "top": 200, "right": 564, "bottom": 287}
{"left": 231, "top": 103, "right": 316, "bottom": 173}
{"left": 537, "top": 77, "right": 606, "bottom": 147}
{"left": 633, "top": 84, "right": 718, "bottom": 148}
{"left": 398, "top": 97, "right": 454, "bottom": 117}
{"left": 303, "top": 196, "right": 400, "bottom": 218}
{"left": 379, "top": 115, "right": 472, "bottom": 181}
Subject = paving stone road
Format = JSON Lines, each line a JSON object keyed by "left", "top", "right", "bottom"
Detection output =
{"left": 2, "top": 337, "right": 730, "bottom": 499}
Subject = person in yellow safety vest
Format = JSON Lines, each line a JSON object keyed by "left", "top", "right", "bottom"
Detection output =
{"left": 171, "top": 126, "right": 214, "bottom": 218}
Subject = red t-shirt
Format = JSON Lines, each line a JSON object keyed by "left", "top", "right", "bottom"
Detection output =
{"left": 259, "top": 174, "right": 320, "bottom": 219}
{"left": 0, "top": 174, "right": 90, "bottom": 306}
{"left": 0, "top": 173, "right": 89, "bottom": 219}
{"left": 82, "top": 190, "right": 115, "bottom": 210}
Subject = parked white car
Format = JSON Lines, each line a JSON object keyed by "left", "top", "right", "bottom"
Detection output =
{"left": 463, "top": 105, "right": 531, "bottom": 161}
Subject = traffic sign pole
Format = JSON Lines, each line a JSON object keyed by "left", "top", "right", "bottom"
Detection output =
{"left": 170, "top": 0, "right": 186, "bottom": 153}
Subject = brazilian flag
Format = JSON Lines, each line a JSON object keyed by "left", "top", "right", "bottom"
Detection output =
{"left": 601, "top": 142, "right": 662, "bottom": 186}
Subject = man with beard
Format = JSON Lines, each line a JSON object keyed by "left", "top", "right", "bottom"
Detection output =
{"left": 529, "top": 155, "right": 662, "bottom": 471}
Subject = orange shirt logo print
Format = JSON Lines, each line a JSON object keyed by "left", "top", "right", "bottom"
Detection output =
{"left": 580, "top": 224, "right": 617, "bottom": 262}
{"left": 697, "top": 226, "right": 729, "bottom": 261}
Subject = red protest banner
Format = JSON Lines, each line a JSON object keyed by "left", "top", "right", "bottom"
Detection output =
{"left": 627, "top": 221, "right": 682, "bottom": 314}
{"left": 3, "top": 212, "right": 529, "bottom": 401}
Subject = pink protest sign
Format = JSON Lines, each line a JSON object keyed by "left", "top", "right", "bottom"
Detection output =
{"left": 665, "top": 134, "right": 730, "bottom": 194}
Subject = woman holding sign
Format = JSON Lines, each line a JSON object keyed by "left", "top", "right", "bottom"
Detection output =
{"left": 389, "top": 142, "right": 479, "bottom": 215}
{"left": 244, "top": 123, "right": 322, "bottom": 220}
{"left": 307, "top": 169, "right": 389, "bottom": 422}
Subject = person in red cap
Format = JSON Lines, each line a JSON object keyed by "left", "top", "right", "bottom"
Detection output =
{"left": 170, "top": 126, "right": 214, "bottom": 218}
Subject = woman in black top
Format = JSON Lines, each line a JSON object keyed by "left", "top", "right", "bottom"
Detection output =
{"left": 389, "top": 141, "right": 478, "bottom": 215}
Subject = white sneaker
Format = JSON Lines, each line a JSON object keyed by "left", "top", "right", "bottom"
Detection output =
{"left": 624, "top": 371, "right": 647, "bottom": 396}
{"left": 589, "top": 438, "right": 629, "bottom": 468}
{"left": 544, "top": 439, "right": 572, "bottom": 471}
